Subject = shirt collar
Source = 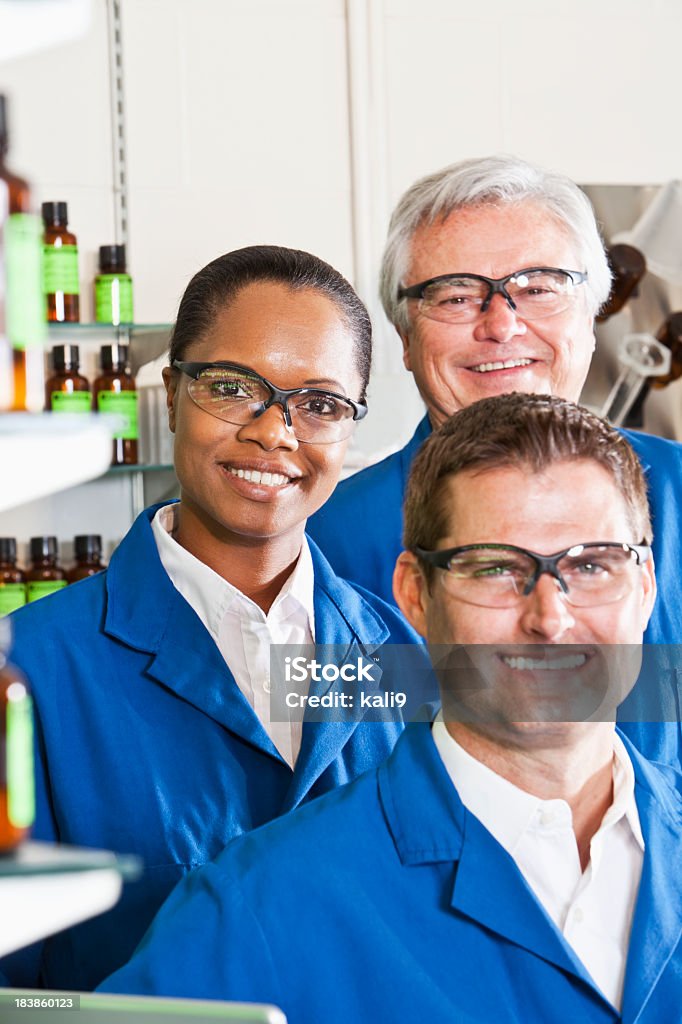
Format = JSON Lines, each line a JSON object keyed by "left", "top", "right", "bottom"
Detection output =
{"left": 151, "top": 502, "right": 316, "bottom": 640}
{"left": 431, "top": 712, "right": 644, "bottom": 854}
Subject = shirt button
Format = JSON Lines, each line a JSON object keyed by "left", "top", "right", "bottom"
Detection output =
{"left": 263, "top": 679, "right": 272, "bottom": 694}
{"left": 539, "top": 809, "right": 555, "bottom": 827}
{"left": 573, "top": 907, "right": 584, "bottom": 924}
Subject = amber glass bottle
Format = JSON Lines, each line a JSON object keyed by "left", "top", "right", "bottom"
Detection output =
{"left": 94, "top": 343, "right": 138, "bottom": 465}
{"left": 649, "top": 312, "right": 682, "bottom": 390}
{"left": 0, "top": 539, "right": 26, "bottom": 616}
{"left": 26, "top": 537, "right": 67, "bottom": 604}
{"left": 0, "top": 618, "right": 35, "bottom": 852}
{"left": 67, "top": 535, "right": 106, "bottom": 583}
{"left": 41, "top": 201, "right": 80, "bottom": 323}
{"left": 0, "top": 94, "right": 46, "bottom": 412}
{"left": 45, "top": 344, "right": 91, "bottom": 413}
{"left": 596, "top": 244, "right": 647, "bottom": 323}
{"left": 95, "top": 245, "right": 134, "bottom": 325}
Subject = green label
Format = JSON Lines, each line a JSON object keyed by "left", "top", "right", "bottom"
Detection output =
{"left": 43, "top": 244, "right": 80, "bottom": 295}
{"left": 97, "top": 390, "right": 138, "bottom": 439}
{"left": 51, "top": 390, "right": 92, "bottom": 413}
{"left": 95, "top": 275, "right": 134, "bottom": 324}
{"left": 27, "top": 580, "right": 67, "bottom": 603}
{"left": 6, "top": 688, "right": 35, "bottom": 829}
{"left": 0, "top": 584, "right": 27, "bottom": 616}
{"left": 5, "top": 214, "right": 48, "bottom": 350}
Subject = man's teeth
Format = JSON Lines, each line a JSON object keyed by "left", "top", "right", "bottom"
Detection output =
{"left": 471, "top": 358, "right": 533, "bottom": 373}
{"left": 503, "top": 654, "right": 587, "bottom": 671}
{"left": 228, "top": 468, "right": 290, "bottom": 487}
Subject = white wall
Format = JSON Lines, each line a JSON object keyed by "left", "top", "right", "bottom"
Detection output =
{"left": 1, "top": 0, "right": 681, "bottom": 548}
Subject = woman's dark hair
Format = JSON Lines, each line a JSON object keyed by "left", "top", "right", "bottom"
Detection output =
{"left": 169, "top": 245, "right": 372, "bottom": 400}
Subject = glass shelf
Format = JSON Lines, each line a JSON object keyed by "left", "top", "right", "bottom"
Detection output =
{"left": 47, "top": 322, "right": 172, "bottom": 335}
{"left": 106, "top": 463, "right": 174, "bottom": 476}
{"left": 0, "top": 413, "right": 115, "bottom": 512}
{"left": 0, "top": 841, "right": 141, "bottom": 957}
{"left": 0, "top": 840, "right": 141, "bottom": 879}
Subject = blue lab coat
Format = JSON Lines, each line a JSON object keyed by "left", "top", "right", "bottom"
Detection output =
{"left": 308, "top": 417, "right": 682, "bottom": 766}
{"left": 1, "top": 505, "right": 422, "bottom": 991}
{"left": 100, "top": 724, "right": 682, "bottom": 1024}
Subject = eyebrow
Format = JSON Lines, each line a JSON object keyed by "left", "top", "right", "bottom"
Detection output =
{"left": 302, "top": 377, "right": 346, "bottom": 392}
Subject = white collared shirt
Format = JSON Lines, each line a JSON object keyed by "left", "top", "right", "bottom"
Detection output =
{"left": 432, "top": 714, "right": 644, "bottom": 1010}
{"left": 152, "top": 503, "right": 315, "bottom": 768}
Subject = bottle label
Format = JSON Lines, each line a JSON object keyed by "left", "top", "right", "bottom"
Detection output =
{"left": 97, "top": 390, "right": 138, "bottom": 439}
{"left": 0, "top": 584, "right": 27, "bottom": 616}
{"left": 43, "top": 244, "right": 80, "bottom": 295}
{"left": 51, "top": 390, "right": 92, "bottom": 413}
{"left": 6, "top": 688, "right": 36, "bottom": 830}
{"left": 5, "top": 214, "right": 48, "bottom": 350}
{"left": 95, "top": 275, "right": 134, "bottom": 325}
{"left": 27, "top": 580, "right": 67, "bottom": 603}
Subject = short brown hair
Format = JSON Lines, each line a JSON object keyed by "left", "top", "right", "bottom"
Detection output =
{"left": 404, "top": 394, "right": 652, "bottom": 585}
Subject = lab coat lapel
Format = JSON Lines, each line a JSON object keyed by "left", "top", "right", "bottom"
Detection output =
{"left": 451, "top": 812, "right": 599, "bottom": 989}
{"left": 383, "top": 728, "right": 605, "bottom": 999}
{"left": 620, "top": 747, "right": 682, "bottom": 1023}
{"left": 283, "top": 545, "right": 390, "bottom": 809}
{"left": 146, "top": 618, "right": 283, "bottom": 762}
{"left": 104, "top": 505, "right": 283, "bottom": 762}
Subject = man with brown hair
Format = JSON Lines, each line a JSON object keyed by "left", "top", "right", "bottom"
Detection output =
{"left": 101, "top": 395, "right": 682, "bottom": 1024}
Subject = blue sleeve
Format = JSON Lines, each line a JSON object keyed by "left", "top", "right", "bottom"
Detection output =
{"left": 622, "top": 430, "right": 682, "bottom": 645}
{"left": 98, "top": 859, "right": 284, "bottom": 1009}
{"left": 307, "top": 461, "right": 405, "bottom": 606}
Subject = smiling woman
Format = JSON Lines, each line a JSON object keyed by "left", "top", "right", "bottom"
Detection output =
{"left": 2, "top": 246, "right": 422, "bottom": 992}
{"left": 162, "top": 255, "right": 370, "bottom": 605}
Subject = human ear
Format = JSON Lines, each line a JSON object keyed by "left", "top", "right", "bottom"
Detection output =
{"left": 393, "top": 551, "right": 429, "bottom": 638}
{"left": 162, "top": 365, "right": 177, "bottom": 433}
{"left": 397, "top": 327, "right": 413, "bottom": 372}
{"left": 640, "top": 552, "right": 657, "bottom": 630}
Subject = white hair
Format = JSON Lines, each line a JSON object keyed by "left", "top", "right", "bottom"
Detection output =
{"left": 380, "top": 155, "right": 612, "bottom": 331}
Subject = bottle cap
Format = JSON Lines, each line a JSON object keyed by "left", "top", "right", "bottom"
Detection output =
{"left": 52, "top": 344, "right": 80, "bottom": 372}
{"left": 30, "top": 536, "right": 59, "bottom": 561}
{"left": 99, "top": 244, "right": 127, "bottom": 274}
{"left": 0, "top": 537, "right": 17, "bottom": 562}
{"left": 100, "top": 344, "right": 130, "bottom": 372}
{"left": 41, "top": 201, "right": 68, "bottom": 227}
{"left": 74, "top": 535, "right": 102, "bottom": 560}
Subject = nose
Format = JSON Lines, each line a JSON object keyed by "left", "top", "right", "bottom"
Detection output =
{"left": 473, "top": 292, "right": 527, "bottom": 344}
{"left": 518, "top": 573, "right": 575, "bottom": 640}
{"left": 236, "top": 401, "right": 299, "bottom": 452}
